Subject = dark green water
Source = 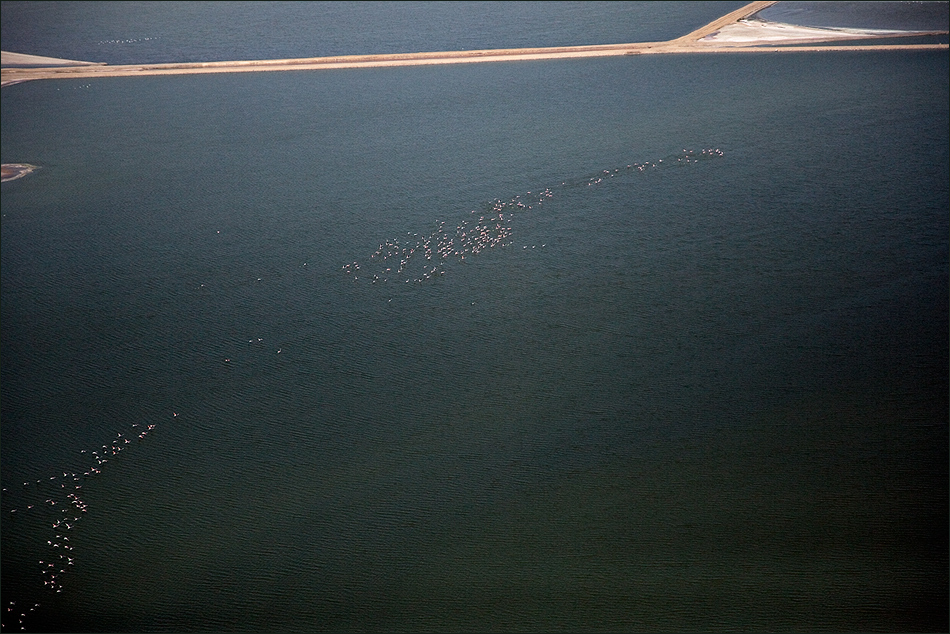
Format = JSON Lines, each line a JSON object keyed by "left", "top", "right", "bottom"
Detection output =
{"left": 2, "top": 4, "right": 948, "bottom": 632}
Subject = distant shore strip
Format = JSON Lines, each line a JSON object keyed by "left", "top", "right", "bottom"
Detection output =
{"left": 1, "top": 1, "right": 947, "bottom": 86}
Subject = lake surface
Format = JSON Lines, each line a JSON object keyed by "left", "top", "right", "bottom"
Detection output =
{"left": 2, "top": 2, "right": 948, "bottom": 632}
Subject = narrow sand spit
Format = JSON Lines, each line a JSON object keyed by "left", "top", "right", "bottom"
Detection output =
{"left": 1, "top": 1, "right": 946, "bottom": 87}
{"left": 1, "top": 163, "right": 39, "bottom": 183}
{"left": 0, "top": 51, "right": 105, "bottom": 67}
{"left": 697, "top": 18, "right": 945, "bottom": 46}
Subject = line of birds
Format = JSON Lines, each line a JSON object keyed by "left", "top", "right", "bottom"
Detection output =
{"left": 96, "top": 37, "right": 160, "bottom": 45}
{"left": 0, "top": 419, "right": 162, "bottom": 631}
{"left": 343, "top": 149, "right": 724, "bottom": 289}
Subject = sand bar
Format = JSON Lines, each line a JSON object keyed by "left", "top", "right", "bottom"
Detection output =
{"left": 1, "top": 163, "right": 39, "bottom": 183}
{"left": 1, "top": 1, "right": 946, "bottom": 86}
{"left": 1, "top": 51, "right": 105, "bottom": 66}
{"left": 698, "top": 18, "right": 947, "bottom": 47}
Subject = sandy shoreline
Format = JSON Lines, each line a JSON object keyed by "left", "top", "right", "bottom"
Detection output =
{"left": 1, "top": 1, "right": 946, "bottom": 86}
{"left": 1, "top": 163, "right": 39, "bottom": 183}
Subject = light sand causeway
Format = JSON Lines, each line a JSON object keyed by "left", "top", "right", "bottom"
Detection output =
{"left": 0, "top": 1, "right": 946, "bottom": 88}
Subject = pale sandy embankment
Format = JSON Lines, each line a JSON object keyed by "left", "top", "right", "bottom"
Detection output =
{"left": 0, "top": 0, "right": 946, "bottom": 88}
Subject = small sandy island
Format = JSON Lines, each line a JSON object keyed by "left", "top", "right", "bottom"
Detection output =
{"left": 1, "top": 163, "right": 39, "bottom": 183}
